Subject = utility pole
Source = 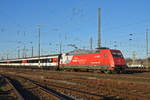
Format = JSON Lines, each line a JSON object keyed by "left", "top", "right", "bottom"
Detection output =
{"left": 97, "top": 8, "right": 101, "bottom": 48}
{"left": 1, "top": 56, "right": 4, "bottom": 60}
{"left": 7, "top": 53, "right": 8, "bottom": 60}
{"left": 58, "top": 33, "right": 62, "bottom": 54}
{"left": 38, "top": 24, "right": 41, "bottom": 68}
{"left": 129, "top": 33, "right": 133, "bottom": 58}
{"left": 22, "top": 48, "right": 23, "bottom": 58}
{"left": 59, "top": 42, "right": 62, "bottom": 54}
{"left": 114, "top": 41, "right": 117, "bottom": 49}
{"left": 23, "top": 45, "right": 26, "bottom": 58}
{"left": 146, "top": 28, "right": 149, "bottom": 66}
{"left": 132, "top": 51, "right": 136, "bottom": 64}
{"left": 25, "top": 46, "right": 27, "bottom": 58}
{"left": 30, "top": 42, "right": 34, "bottom": 57}
{"left": 17, "top": 41, "right": 21, "bottom": 58}
{"left": 90, "top": 37, "right": 93, "bottom": 50}
{"left": 32, "top": 46, "right": 34, "bottom": 57}
{"left": 22, "top": 47, "right": 24, "bottom": 58}
{"left": 18, "top": 48, "right": 20, "bottom": 58}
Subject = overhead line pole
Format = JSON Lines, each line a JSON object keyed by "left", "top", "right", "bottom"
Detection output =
{"left": 59, "top": 41, "right": 62, "bottom": 54}
{"left": 32, "top": 46, "right": 34, "bottom": 57}
{"left": 30, "top": 42, "right": 34, "bottom": 57}
{"left": 38, "top": 24, "right": 41, "bottom": 68}
{"left": 97, "top": 8, "right": 101, "bottom": 49}
{"left": 7, "top": 53, "right": 8, "bottom": 60}
{"left": 18, "top": 48, "right": 20, "bottom": 58}
{"left": 90, "top": 37, "right": 93, "bottom": 50}
{"left": 146, "top": 28, "right": 149, "bottom": 66}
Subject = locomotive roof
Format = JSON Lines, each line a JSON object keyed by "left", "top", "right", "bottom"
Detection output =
{"left": 65, "top": 47, "right": 111, "bottom": 55}
{"left": 66, "top": 49, "right": 103, "bottom": 55}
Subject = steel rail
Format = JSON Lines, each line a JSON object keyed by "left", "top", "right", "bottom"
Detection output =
{"left": 20, "top": 76, "right": 74, "bottom": 100}
{"left": 31, "top": 81, "right": 74, "bottom": 100}
{"left": 4, "top": 76, "right": 24, "bottom": 100}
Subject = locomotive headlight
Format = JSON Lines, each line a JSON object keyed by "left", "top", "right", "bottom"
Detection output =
{"left": 111, "top": 64, "right": 114, "bottom": 67}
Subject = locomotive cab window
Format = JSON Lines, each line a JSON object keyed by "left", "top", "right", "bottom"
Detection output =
{"left": 111, "top": 52, "right": 123, "bottom": 58}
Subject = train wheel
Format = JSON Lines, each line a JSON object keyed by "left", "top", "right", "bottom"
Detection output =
{"left": 120, "top": 69, "right": 126, "bottom": 74}
{"left": 111, "top": 70, "right": 118, "bottom": 74}
{"left": 104, "top": 70, "right": 112, "bottom": 74}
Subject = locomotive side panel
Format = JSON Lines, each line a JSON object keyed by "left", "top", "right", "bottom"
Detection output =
{"left": 60, "top": 49, "right": 113, "bottom": 70}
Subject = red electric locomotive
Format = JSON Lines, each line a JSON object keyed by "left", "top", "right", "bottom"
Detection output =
{"left": 60, "top": 48, "right": 126, "bottom": 73}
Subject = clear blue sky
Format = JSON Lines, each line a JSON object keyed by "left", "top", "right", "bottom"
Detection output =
{"left": 0, "top": 0, "right": 150, "bottom": 59}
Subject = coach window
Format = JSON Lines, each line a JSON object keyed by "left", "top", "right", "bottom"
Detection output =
{"left": 34, "top": 60, "right": 37, "bottom": 63}
{"left": 40, "top": 59, "right": 42, "bottom": 63}
{"left": 47, "top": 59, "right": 49, "bottom": 63}
{"left": 33, "top": 60, "right": 38, "bottom": 63}
{"left": 49, "top": 58, "right": 53, "bottom": 63}
{"left": 32, "top": 60, "right": 35, "bottom": 63}
{"left": 27, "top": 60, "right": 30, "bottom": 63}
{"left": 55, "top": 58, "right": 58, "bottom": 62}
{"left": 44, "top": 59, "right": 47, "bottom": 63}
{"left": 40, "top": 59, "right": 45, "bottom": 63}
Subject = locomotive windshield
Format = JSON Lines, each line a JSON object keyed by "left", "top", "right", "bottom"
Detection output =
{"left": 111, "top": 52, "right": 123, "bottom": 58}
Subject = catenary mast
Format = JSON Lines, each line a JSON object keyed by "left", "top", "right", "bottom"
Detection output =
{"left": 97, "top": 8, "right": 101, "bottom": 48}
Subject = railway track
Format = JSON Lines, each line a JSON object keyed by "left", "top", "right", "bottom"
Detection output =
{"left": 18, "top": 76, "right": 106, "bottom": 100}
{"left": 2, "top": 74, "right": 74, "bottom": 100}
{"left": 16, "top": 71, "right": 150, "bottom": 100}
{"left": 2, "top": 73, "right": 109, "bottom": 100}
{"left": 2, "top": 67, "right": 150, "bottom": 84}
{"left": 21, "top": 77, "right": 75, "bottom": 100}
{"left": 0, "top": 75, "right": 24, "bottom": 100}
{"left": 18, "top": 73, "right": 150, "bottom": 100}
{"left": 1, "top": 67, "right": 150, "bottom": 100}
